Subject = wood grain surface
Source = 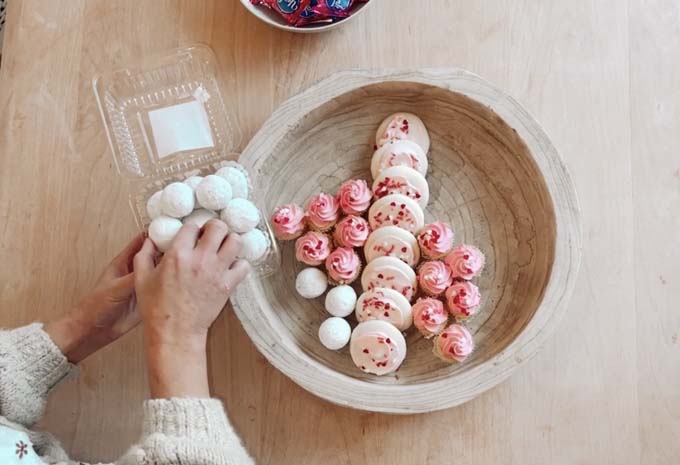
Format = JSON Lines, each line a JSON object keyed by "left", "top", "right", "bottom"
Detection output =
{"left": 0, "top": 1, "right": 678, "bottom": 464}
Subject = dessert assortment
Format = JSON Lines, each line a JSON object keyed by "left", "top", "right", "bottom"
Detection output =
{"left": 250, "top": 0, "right": 370, "bottom": 28}
{"left": 270, "top": 112, "right": 486, "bottom": 376}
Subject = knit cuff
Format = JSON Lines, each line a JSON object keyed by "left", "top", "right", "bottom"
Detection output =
{"left": 143, "top": 398, "right": 233, "bottom": 442}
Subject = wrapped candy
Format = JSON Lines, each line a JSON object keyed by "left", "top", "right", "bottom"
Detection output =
{"left": 251, "top": 0, "right": 369, "bottom": 27}
{"left": 250, "top": 0, "right": 312, "bottom": 25}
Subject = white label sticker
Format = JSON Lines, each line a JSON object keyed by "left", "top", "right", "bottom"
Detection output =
{"left": 148, "top": 100, "right": 215, "bottom": 159}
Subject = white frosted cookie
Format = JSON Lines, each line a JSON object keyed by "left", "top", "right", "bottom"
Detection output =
{"left": 370, "top": 139, "right": 428, "bottom": 179}
{"left": 372, "top": 165, "right": 430, "bottom": 208}
{"left": 364, "top": 226, "right": 420, "bottom": 267}
{"left": 350, "top": 320, "right": 407, "bottom": 376}
{"left": 375, "top": 112, "right": 430, "bottom": 154}
{"left": 355, "top": 287, "right": 413, "bottom": 331}
{"left": 361, "top": 256, "right": 417, "bottom": 301}
{"left": 368, "top": 194, "right": 425, "bottom": 234}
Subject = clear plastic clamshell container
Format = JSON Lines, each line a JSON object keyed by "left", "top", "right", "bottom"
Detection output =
{"left": 93, "top": 44, "right": 280, "bottom": 277}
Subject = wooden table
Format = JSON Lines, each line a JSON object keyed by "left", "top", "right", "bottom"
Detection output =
{"left": 1, "top": 1, "right": 678, "bottom": 464}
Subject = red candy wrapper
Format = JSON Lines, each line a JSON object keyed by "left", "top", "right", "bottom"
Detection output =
{"left": 251, "top": 0, "right": 369, "bottom": 27}
{"left": 251, "top": 0, "right": 312, "bottom": 25}
{"left": 312, "top": 0, "right": 369, "bottom": 18}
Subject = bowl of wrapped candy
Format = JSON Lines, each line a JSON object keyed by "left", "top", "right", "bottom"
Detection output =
{"left": 242, "top": 0, "right": 373, "bottom": 32}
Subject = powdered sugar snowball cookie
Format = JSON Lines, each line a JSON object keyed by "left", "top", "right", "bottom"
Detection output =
{"left": 350, "top": 320, "right": 407, "bottom": 376}
{"left": 221, "top": 198, "right": 261, "bottom": 233}
{"left": 445, "top": 244, "right": 486, "bottom": 280}
{"left": 196, "top": 175, "right": 232, "bottom": 211}
{"left": 306, "top": 192, "right": 340, "bottom": 232}
{"left": 324, "top": 285, "right": 357, "bottom": 317}
{"left": 370, "top": 139, "right": 428, "bottom": 179}
{"left": 146, "top": 190, "right": 163, "bottom": 220}
{"left": 361, "top": 256, "right": 417, "bottom": 301}
{"left": 183, "top": 209, "right": 218, "bottom": 228}
{"left": 333, "top": 215, "right": 370, "bottom": 248}
{"left": 160, "top": 182, "right": 195, "bottom": 218}
{"left": 295, "top": 231, "right": 332, "bottom": 266}
{"left": 412, "top": 298, "right": 449, "bottom": 338}
{"left": 337, "top": 179, "right": 372, "bottom": 215}
{"left": 295, "top": 267, "right": 328, "bottom": 299}
{"left": 271, "top": 203, "right": 306, "bottom": 241}
{"left": 318, "top": 317, "right": 351, "bottom": 350}
{"left": 183, "top": 175, "right": 204, "bottom": 192}
{"left": 239, "top": 228, "right": 270, "bottom": 262}
{"left": 325, "top": 247, "right": 361, "bottom": 285}
{"left": 364, "top": 226, "right": 420, "bottom": 267}
{"left": 215, "top": 166, "right": 249, "bottom": 199}
{"left": 376, "top": 112, "right": 430, "bottom": 154}
{"left": 355, "top": 287, "right": 413, "bottom": 331}
{"left": 368, "top": 194, "right": 425, "bottom": 234}
{"left": 148, "top": 216, "right": 183, "bottom": 252}
{"left": 372, "top": 166, "right": 429, "bottom": 208}
{"left": 445, "top": 280, "right": 482, "bottom": 320}
{"left": 433, "top": 324, "right": 474, "bottom": 363}
{"left": 417, "top": 222, "right": 455, "bottom": 259}
{"left": 417, "top": 260, "right": 453, "bottom": 297}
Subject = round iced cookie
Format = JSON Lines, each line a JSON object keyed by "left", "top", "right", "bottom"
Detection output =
{"left": 370, "top": 139, "right": 428, "bottom": 179}
{"left": 160, "top": 182, "right": 195, "bottom": 218}
{"left": 183, "top": 209, "right": 218, "bottom": 228}
{"left": 375, "top": 112, "right": 430, "bottom": 154}
{"left": 350, "top": 320, "right": 407, "bottom": 376}
{"left": 146, "top": 190, "right": 163, "bottom": 220}
{"left": 372, "top": 165, "right": 430, "bottom": 208}
{"left": 295, "top": 268, "right": 328, "bottom": 299}
{"left": 216, "top": 166, "right": 249, "bottom": 199}
{"left": 355, "top": 287, "right": 413, "bottom": 331}
{"left": 239, "top": 228, "right": 269, "bottom": 262}
{"left": 364, "top": 226, "right": 420, "bottom": 267}
{"left": 318, "top": 317, "right": 351, "bottom": 350}
{"left": 221, "top": 198, "right": 261, "bottom": 233}
{"left": 361, "top": 256, "right": 417, "bottom": 301}
{"left": 368, "top": 194, "right": 425, "bottom": 234}
{"left": 148, "top": 216, "right": 183, "bottom": 252}
{"left": 325, "top": 285, "right": 357, "bottom": 317}
{"left": 196, "top": 175, "right": 232, "bottom": 211}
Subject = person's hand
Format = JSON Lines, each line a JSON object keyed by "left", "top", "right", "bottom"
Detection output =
{"left": 133, "top": 219, "right": 250, "bottom": 398}
{"left": 45, "top": 234, "right": 145, "bottom": 363}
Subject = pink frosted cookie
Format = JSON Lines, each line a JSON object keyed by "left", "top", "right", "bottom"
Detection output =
{"left": 412, "top": 298, "right": 449, "bottom": 338}
{"left": 370, "top": 140, "right": 428, "bottom": 179}
{"left": 325, "top": 247, "right": 361, "bottom": 285}
{"left": 350, "top": 320, "right": 407, "bottom": 376}
{"left": 295, "top": 231, "right": 332, "bottom": 266}
{"left": 368, "top": 194, "right": 425, "bottom": 234}
{"left": 433, "top": 324, "right": 474, "bottom": 363}
{"left": 271, "top": 203, "right": 306, "bottom": 240}
{"left": 361, "top": 256, "right": 417, "bottom": 301}
{"left": 364, "top": 226, "right": 420, "bottom": 267}
{"left": 337, "top": 179, "right": 372, "bottom": 215}
{"left": 375, "top": 112, "right": 431, "bottom": 154}
{"left": 417, "top": 222, "right": 454, "bottom": 259}
{"left": 372, "top": 166, "right": 430, "bottom": 208}
{"left": 417, "top": 260, "right": 453, "bottom": 297}
{"left": 445, "top": 244, "right": 485, "bottom": 280}
{"left": 445, "top": 281, "right": 481, "bottom": 320}
{"left": 355, "top": 287, "right": 413, "bottom": 331}
{"left": 306, "top": 192, "right": 339, "bottom": 232}
{"left": 333, "top": 215, "right": 370, "bottom": 248}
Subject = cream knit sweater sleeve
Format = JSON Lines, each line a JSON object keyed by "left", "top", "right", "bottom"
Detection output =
{"left": 0, "top": 324, "right": 255, "bottom": 465}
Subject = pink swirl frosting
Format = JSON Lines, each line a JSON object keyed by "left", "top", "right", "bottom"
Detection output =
{"left": 337, "top": 179, "right": 372, "bottom": 215}
{"left": 271, "top": 203, "right": 306, "bottom": 240}
{"left": 445, "top": 281, "right": 481, "bottom": 319}
{"left": 412, "top": 298, "right": 449, "bottom": 338}
{"left": 434, "top": 324, "right": 474, "bottom": 363}
{"left": 325, "top": 247, "right": 361, "bottom": 284}
{"left": 306, "top": 193, "right": 340, "bottom": 231}
{"left": 334, "top": 215, "right": 370, "bottom": 248}
{"left": 444, "top": 244, "right": 485, "bottom": 280}
{"left": 417, "top": 222, "right": 454, "bottom": 259}
{"left": 295, "top": 231, "right": 332, "bottom": 266}
{"left": 417, "top": 261, "right": 453, "bottom": 296}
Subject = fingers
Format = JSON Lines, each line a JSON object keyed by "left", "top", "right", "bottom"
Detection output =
{"left": 197, "top": 219, "right": 230, "bottom": 254}
{"left": 107, "top": 233, "right": 146, "bottom": 277}
{"left": 223, "top": 259, "right": 251, "bottom": 294}
{"left": 172, "top": 222, "right": 200, "bottom": 251}
{"left": 133, "top": 238, "right": 158, "bottom": 278}
{"left": 217, "top": 232, "right": 243, "bottom": 265}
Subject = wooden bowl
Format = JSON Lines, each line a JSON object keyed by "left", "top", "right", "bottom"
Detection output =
{"left": 232, "top": 69, "right": 582, "bottom": 413}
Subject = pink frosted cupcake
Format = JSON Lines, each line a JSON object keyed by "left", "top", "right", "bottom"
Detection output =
{"left": 337, "top": 179, "right": 372, "bottom": 215}
{"left": 334, "top": 215, "right": 370, "bottom": 248}
{"left": 325, "top": 247, "right": 361, "bottom": 284}
{"left": 417, "top": 260, "right": 453, "bottom": 297}
{"left": 412, "top": 298, "right": 449, "bottom": 338}
{"left": 445, "top": 281, "right": 481, "bottom": 320}
{"left": 295, "top": 231, "right": 333, "bottom": 266}
{"left": 270, "top": 203, "right": 306, "bottom": 240}
{"left": 433, "top": 324, "right": 474, "bottom": 363}
{"left": 444, "top": 244, "right": 485, "bottom": 280}
{"left": 306, "top": 193, "right": 340, "bottom": 232}
{"left": 417, "top": 222, "right": 454, "bottom": 259}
